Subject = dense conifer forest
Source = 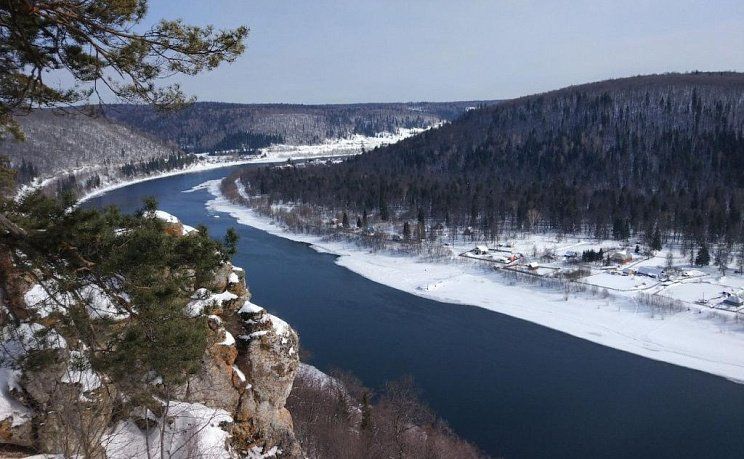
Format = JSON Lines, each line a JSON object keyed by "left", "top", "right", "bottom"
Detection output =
{"left": 234, "top": 73, "right": 744, "bottom": 249}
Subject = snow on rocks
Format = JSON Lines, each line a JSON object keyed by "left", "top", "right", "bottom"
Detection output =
{"left": 61, "top": 349, "right": 102, "bottom": 395}
{"left": 103, "top": 401, "right": 233, "bottom": 459}
{"left": 184, "top": 288, "right": 239, "bottom": 317}
{"left": 238, "top": 300, "right": 264, "bottom": 315}
{"left": 1, "top": 322, "right": 67, "bottom": 362}
{"left": 145, "top": 209, "right": 180, "bottom": 224}
{"left": 0, "top": 368, "right": 31, "bottom": 427}
{"left": 23, "top": 281, "right": 129, "bottom": 321}
{"left": 23, "top": 283, "right": 73, "bottom": 318}
{"left": 218, "top": 331, "right": 236, "bottom": 346}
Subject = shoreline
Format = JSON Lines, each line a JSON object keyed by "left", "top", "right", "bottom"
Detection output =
{"left": 75, "top": 125, "right": 432, "bottom": 204}
{"left": 77, "top": 157, "right": 257, "bottom": 204}
{"left": 199, "top": 179, "right": 744, "bottom": 385}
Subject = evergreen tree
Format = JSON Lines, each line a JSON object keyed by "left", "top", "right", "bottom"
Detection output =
{"left": 342, "top": 212, "right": 349, "bottom": 228}
{"left": 650, "top": 227, "right": 662, "bottom": 251}
{"left": 695, "top": 244, "right": 710, "bottom": 266}
{"left": 403, "top": 221, "right": 411, "bottom": 241}
{"left": 0, "top": 1, "right": 247, "bottom": 140}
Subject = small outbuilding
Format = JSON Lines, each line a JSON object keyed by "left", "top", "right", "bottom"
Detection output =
{"left": 637, "top": 266, "right": 664, "bottom": 278}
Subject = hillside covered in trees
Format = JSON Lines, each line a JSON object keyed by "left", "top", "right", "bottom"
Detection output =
{"left": 233, "top": 72, "right": 744, "bottom": 248}
{"left": 2, "top": 110, "right": 179, "bottom": 178}
{"left": 103, "top": 101, "right": 495, "bottom": 152}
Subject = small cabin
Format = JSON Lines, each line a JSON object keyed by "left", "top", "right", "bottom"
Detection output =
{"left": 473, "top": 245, "right": 489, "bottom": 255}
{"left": 527, "top": 262, "right": 539, "bottom": 270}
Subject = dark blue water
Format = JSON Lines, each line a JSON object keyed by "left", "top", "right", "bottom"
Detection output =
{"left": 87, "top": 167, "right": 744, "bottom": 459}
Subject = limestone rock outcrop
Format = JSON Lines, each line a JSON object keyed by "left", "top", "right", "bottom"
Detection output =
{"left": 0, "top": 210, "right": 301, "bottom": 458}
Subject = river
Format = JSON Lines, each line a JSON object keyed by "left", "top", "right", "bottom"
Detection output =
{"left": 85, "top": 166, "right": 744, "bottom": 459}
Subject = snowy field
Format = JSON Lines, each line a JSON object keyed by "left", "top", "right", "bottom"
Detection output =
{"left": 198, "top": 179, "right": 744, "bottom": 384}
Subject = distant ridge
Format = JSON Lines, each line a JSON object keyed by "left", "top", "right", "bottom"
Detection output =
{"left": 101, "top": 100, "right": 498, "bottom": 152}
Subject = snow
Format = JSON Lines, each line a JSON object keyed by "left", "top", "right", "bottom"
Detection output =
{"left": 0, "top": 368, "right": 31, "bottom": 427}
{"left": 23, "top": 283, "right": 73, "bottom": 318}
{"left": 268, "top": 314, "right": 290, "bottom": 337}
{"left": 238, "top": 300, "right": 264, "bottom": 315}
{"left": 182, "top": 224, "right": 198, "bottom": 234}
{"left": 218, "top": 331, "right": 235, "bottom": 346}
{"left": 1, "top": 322, "right": 67, "bottom": 362}
{"left": 184, "top": 288, "right": 238, "bottom": 317}
{"left": 147, "top": 209, "right": 180, "bottom": 224}
{"left": 232, "top": 365, "right": 246, "bottom": 384}
{"left": 24, "top": 282, "right": 128, "bottom": 321}
{"left": 103, "top": 401, "right": 232, "bottom": 459}
{"left": 80, "top": 284, "right": 129, "bottom": 321}
{"left": 61, "top": 350, "right": 102, "bottom": 393}
{"left": 245, "top": 445, "right": 280, "bottom": 458}
{"left": 228, "top": 272, "right": 239, "bottom": 284}
{"left": 204, "top": 181, "right": 744, "bottom": 384}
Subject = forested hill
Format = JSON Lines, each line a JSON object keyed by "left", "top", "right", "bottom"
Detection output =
{"left": 103, "top": 101, "right": 494, "bottom": 152}
{"left": 237, "top": 72, "right": 744, "bottom": 245}
{"left": 2, "top": 110, "right": 179, "bottom": 179}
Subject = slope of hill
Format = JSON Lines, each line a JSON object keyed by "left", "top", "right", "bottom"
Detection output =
{"left": 3, "top": 110, "right": 180, "bottom": 178}
{"left": 103, "top": 101, "right": 495, "bottom": 152}
{"left": 234, "top": 72, "right": 744, "bottom": 244}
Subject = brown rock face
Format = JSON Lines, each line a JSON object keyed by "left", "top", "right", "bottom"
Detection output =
{"left": 232, "top": 306, "right": 301, "bottom": 457}
{"left": 173, "top": 263, "right": 302, "bottom": 457}
{"left": 1, "top": 236, "right": 301, "bottom": 457}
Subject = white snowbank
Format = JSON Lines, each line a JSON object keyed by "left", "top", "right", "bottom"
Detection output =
{"left": 203, "top": 180, "right": 744, "bottom": 384}
{"left": 238, "top": 300, "right": 264, "bottom": 315}
{"left": 103, "top": 401, "right": 232, "bottom": 459}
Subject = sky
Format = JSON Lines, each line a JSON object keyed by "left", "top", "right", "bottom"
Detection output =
{"left": 141, "top": 0, "right": 744, "bottom": 104}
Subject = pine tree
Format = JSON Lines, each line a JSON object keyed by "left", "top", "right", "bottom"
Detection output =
{"left": 342, "top": 212, "right": 349, "bottom": 228}
{"left": 650, "top": 227, "right": 662, "bottom": 251}
{"left": 695, "top": 244, "right": 710, "bottom": 266}
{"left": 403, "top": 221, "right": 411, "bottom": 241}
{"left": 0, "top": 1, "right": 248, "bottom": 140}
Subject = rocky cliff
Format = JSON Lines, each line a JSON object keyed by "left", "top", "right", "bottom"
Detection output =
{"left": 0, "top": 211, "right": 301, "bottom": 458}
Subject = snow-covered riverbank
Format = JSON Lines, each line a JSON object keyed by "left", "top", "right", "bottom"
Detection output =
{"left": 198, "top": 179, "right": 744, "bottom": 384}
{"left": 73, "top": 127, "right": 430, "bottom": 204}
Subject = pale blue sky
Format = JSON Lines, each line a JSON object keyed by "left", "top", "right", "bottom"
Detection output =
{"left": 145, "top": 0, "right": 744, "bottom": 103}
